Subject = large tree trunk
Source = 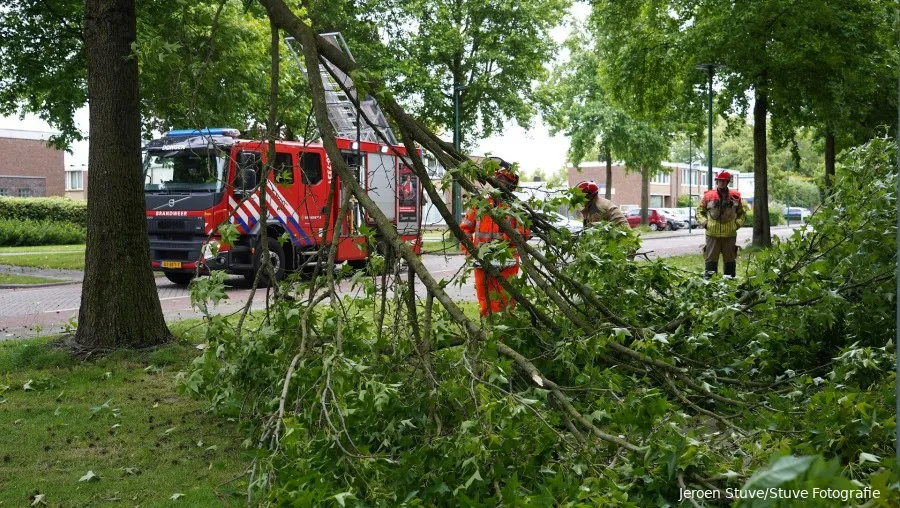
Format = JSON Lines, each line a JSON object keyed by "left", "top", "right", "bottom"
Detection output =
{"left": 640, "top": 165, "right": 649, "bottom": 225}
{"left": 76, "top": 0, "right": 170, "bottom": 348}
{"left": 752, "top": 83, "right": 771, "bottom": 247}
{"left": 605, "top": 148, "right": 613, "bottom": 200}
{"left": 824, "top": 131, "right": 835, "bottom": 193}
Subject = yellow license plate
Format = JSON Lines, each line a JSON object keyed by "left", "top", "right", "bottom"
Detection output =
{"left": 161, "top": 261, "right": 182, "bottom": 269}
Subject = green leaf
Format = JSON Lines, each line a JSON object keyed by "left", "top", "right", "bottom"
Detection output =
{"left": 78, "top": 470, "right": 99, "bottom": 482}
{"left": 858, "top": 452, "right": 880, "bottom": 465}
{"left": 333, "top": 491, "right": 355, "bottom": 507}
{"left": 742, "top": 456, "right": 816, "bottom": 490}
{"left": 464, "top": 469, "right": 483, "bottom": 488}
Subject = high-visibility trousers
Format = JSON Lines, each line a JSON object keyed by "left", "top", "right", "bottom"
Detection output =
{"left": 474, "top": 265, "right": 519, "bottom": 316}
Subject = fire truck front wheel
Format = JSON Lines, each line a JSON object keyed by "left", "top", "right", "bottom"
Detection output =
{"left": 163, "top": 271, "right": 194, "bottom": 286}
{"left": 245, "top": 237, "right": 286, "bottom": 287}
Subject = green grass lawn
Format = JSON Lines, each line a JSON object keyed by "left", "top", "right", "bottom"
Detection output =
{"left": 0, "top": 323, "right": 249, "bottom": 505}
{"left": 421, "top": 238, "right": 461, "bottom": 254}
{"left": 0, "top": 251, "right": 85, "bottom": 270}
{"left": 0, "top": 273, "right": 65, "bottom": 285}
{"left": 658, "top": 247, "right": 760, "bottom": 275}
{"left": 0, "top": 245, "right": 86, "bottom": 270}
{"left": 0, "top": 244, "right": 86, "bottom": 254}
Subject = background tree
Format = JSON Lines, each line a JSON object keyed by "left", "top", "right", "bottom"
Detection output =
{"left": 539, "top": 27, "right": 635, "bottom": 201}
{"left": 0, "top": 0, "right": 310, "bottom": 140}
{"left": 0, "top": 0, "right": 86, "bottom": 148}
{"left": 378, "top": 0, "right": 570, "bottom": 146}
{"left": 76, "top": 0, "right": 170, "bottom": 348}
{"left": 684, "top": 0, "right": 896, "bottom": 245}
{"left": 136, "top": 0, "right": 311, "bottom": 135}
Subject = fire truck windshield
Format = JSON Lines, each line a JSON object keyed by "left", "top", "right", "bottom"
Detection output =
{"left": 143, "top": 150, "right": 228, "bottom": 193}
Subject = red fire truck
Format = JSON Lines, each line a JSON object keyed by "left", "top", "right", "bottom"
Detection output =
{"left": 143, "top": 128, "right": 422, "bottom": 286}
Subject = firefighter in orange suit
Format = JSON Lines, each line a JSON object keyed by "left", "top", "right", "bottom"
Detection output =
{"left": 460, "top": 161, "right": 529, "bottom": 316}
{"left": 696, "top": 171, "right": 745, "bottom": 278}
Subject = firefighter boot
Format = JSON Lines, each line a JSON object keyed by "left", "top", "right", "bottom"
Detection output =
{"left": 703, "top": 261, "right": 718, "bottom": 279}
{"left": 724, "top": 261, "right": 737, "bottom": 279}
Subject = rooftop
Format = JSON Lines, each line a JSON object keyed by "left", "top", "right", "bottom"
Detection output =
{"left": 0, "top": 128, "right": 58, "bottom": 142}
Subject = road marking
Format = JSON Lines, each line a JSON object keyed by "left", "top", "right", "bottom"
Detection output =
{"left": 42, "top": 307, "right": 79, "bottom": 314}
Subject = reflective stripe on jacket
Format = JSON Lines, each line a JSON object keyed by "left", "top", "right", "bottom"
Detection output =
{"left": 460, "top": 197, "right": 529, "bottom": 266}
{"left": 696, "top": 188, "right": 745, "bottom": 238}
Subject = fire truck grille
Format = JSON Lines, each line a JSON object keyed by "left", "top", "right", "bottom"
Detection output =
{"left": 155, "top": 250, "right": 197, "bottom": 262}
{"left": 157, "top": 219, "right": 187, "bottom": 230}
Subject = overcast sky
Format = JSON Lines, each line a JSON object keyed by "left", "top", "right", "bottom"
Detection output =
{"left": 0, "top": 3, "right": 590, "bottom": 175}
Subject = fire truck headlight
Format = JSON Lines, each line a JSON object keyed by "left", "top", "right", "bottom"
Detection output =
{"left": 202, "top": 241, "right": 220, "bottom": 260}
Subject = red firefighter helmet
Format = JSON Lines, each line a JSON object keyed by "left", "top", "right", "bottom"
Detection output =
{"left": 715, "top": 171, "right": 732, "bottom": 181}
{"left": 494, "top": 168, "right": 519, "bottom": 187}
{"left": 577, "top": 181, "right": 600, "bottom": 198}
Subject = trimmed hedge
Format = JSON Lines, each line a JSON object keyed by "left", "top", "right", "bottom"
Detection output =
{"left": 0, "top": 197, "right": 87, "bottom": 227}
{"left": 743, "top": 207, "right": 786, "bottom": 228}
{"left": 0, "top": 218, "right": 86, "bottom": 246}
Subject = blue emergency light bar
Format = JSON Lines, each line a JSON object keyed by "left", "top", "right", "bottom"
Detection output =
{"left": 165, "top": 128, "right": 240, "bottom": 138}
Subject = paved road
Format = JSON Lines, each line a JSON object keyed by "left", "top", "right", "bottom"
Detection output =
{"left": 0, "top": 226, "right": 801, "bottom": 340}
{"left": 0, "top": 255, "right": 470, "bottom": 340}
{"left": 639, "top": 225, "right": 800, "bottom": 258}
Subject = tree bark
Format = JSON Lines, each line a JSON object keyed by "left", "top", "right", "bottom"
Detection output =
{"left": 824, "top": 131, "right": 835, "bottom": 193}
{"left": 76, "top": 0, "right": 170, "bottom": 348}
{"left": 752, "top": 83, "right": 771, "bottom": 247}
{"left": 640, "top": 165, "right": 649, "bottom": 225}
{"left": 604, "top": 148, "right": 612, "bottom": 200}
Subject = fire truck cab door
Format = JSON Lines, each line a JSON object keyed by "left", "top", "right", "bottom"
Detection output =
{"left": 293, "top": 150, "right": 328, "bottom": 245}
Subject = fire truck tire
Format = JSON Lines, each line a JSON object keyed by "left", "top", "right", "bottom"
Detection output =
{"left": 346, "top": 259, "right": 368, "bottom": 271}
{"left": 245, "top": 237, "right": 286, "bottom": 287}
{"left": 163, "top": 271, "right": 194, "bottom": 286}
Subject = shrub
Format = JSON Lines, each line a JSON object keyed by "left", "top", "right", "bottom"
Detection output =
{"left": 0, "top": 197, "right": 87, "bottom": 226}
{"left": 0, "top": 218, "right": 86, "bottom": 246}
{"left": 770, "top": 177, "right": 821, "bottom": 209}
{"left": 676, "top": 194, "right": 698, "bottom": 207}
{"left": 742, "top": 204, "right": 785, "bottom": 227}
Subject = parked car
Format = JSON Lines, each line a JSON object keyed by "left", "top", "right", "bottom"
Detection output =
{"left": 670, "top": 207, "right": 700, "bottom": 229}
{"left": 545, "top": 211, "right": 583, "bottom": 234}
{"left": 658, "top": 208, "right": 687, "bottom": 230}
{"left": 784, "top": 207, "right": 812, "bottom": 222}
{"left": 625, "top": 208, "right": 670, "bottom": 231}
{"left": 533, "top": 210, "right": 582, "bottom": 234}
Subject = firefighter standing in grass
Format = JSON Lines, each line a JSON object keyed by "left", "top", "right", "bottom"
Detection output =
{"left": 460, "top": 160, "right": 529, "bottom": 317}
{"left": 696, "top": 171, "right": 745, "bottom": 278}
{"left": 576, "top": 181, "right": 629, "bottom": 228}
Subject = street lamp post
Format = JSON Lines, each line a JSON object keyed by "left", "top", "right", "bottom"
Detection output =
{"left": 687, "top": 137, "right": 693, "bottom": 234}
{"left": 696, "top": 64, "right": 723, "bottom": 190}
{"left": 452, "top": 85, "right": 466, "bottom": 226}
{"left": 785, "top": 160, "right": 791, "bottom": 227}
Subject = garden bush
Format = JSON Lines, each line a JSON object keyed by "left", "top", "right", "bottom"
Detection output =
{"left": 0, "top": 197, "right": 87, "bottom": 227}
{"left": 0, "top": 218, "right": 86, "bottom": 246}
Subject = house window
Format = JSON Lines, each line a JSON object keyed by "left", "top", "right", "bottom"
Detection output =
{"left": 650, "top": 195, "right": 665, "bottom": 207}
{"left": 651, "top": 172, "right": 670, "bottom": 184}
{"left": 66, "top": 170, "right": 84, "bottom": 191}
{"left": 0, "top": 188, "right": 7, "bottom": 196}
{"left": 682, "top": 168, "right": 700, "bottom": 186}
{"left": 18, "top": 188, "right": 31, "bottom": 197}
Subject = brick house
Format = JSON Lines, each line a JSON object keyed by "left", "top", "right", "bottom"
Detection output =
{"left": 0, "top": 128, "right": 65, "bottom": 198}
{"left": 568, "top": 162, "right": 739, "bottom": 208}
